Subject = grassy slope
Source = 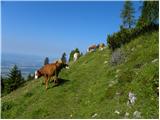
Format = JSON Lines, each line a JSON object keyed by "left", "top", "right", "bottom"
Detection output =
{"left": 1, "top": 31, "right": 159, "bottom": 119}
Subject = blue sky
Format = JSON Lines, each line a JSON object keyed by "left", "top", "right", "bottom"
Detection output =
{"left": 2, "top": 1, "right": 141, "bottom": 59}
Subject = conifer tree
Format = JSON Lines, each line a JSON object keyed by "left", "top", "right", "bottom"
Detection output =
{"left": 69, "top": 50, "right": 75, "bottom": 62}
{"left": 7, "top": 65, "right": 24, "bottom": 91}
{"left": 137, "top": 1, "right": 159, "bottom": 27}
{"left": 61, "top": 52, "right": 67, "bottom": 63}
{"left": 121, "top": 1, "right": 135, "bottom": 29}
{"left": 44, "top": 57, "right": 49, "bottom": 65}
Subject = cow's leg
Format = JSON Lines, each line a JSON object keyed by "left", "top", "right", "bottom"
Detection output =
{"left": 45, "top": 76, "right": 49, "bottom": 90}
{"left": 54, "top": 70, "right": 58, "bottom": 84}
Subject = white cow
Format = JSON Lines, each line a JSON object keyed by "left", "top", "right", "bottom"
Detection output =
{"left": 73, "top": 52, "right": 80, "bottom": 62}
{"left": 98, "top": 43, "right": 105, "bottom": 51}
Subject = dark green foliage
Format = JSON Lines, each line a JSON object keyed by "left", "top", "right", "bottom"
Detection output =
{"left": 108, "top": 1, "right": 158, "bottom": 51}
{"left": 107, "top": 24, "right": 158, "bottom": 50}
{"left": 2, "top": 65, "right": 24, "bottom": 96}
{"left": 137, "top": 1, "right": 159, "bottom": 28}
{"left": 1, "top": 77, "right": 10, "bottom": 96}
{"left": 44, "top": 57, "right": 49, "bottom": 65}
{"left": 75, "top": 48, "right": 80, "bottom": 53}
{"left": 1, "top": 76, "right": 5, "bottom": 93}
{"left": 7, "top": 65, "right": 24, "bottom": 91}
{"left": 69, "top": 48, "right": 80, "bottom": 62}
{"left": 120, "top": 1, "right": 135, "bottom": 28}
{"left": 61, "top": 52, "right": 67, "bottom": 63}
{"left": 69, "top": 50, "right": 75, "bottom": 62}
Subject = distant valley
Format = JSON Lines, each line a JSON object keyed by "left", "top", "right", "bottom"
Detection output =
{"left": 1, "top": 53, "right": 56, "bottom": 78}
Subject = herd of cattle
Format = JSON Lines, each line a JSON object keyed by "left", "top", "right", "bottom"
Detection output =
{"left": 35, "top": 43, "right": 106, "bottom": 90}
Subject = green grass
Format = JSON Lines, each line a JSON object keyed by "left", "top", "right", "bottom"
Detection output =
{"left": 1, "top": 31, "right": 159, "bottom": 119}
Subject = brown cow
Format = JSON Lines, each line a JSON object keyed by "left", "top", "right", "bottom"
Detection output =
{"left": 35, "top": 60, "right": 69, "bottom": 90}
{"left": 87, "top": 44, "right": 98, "bottom": 52}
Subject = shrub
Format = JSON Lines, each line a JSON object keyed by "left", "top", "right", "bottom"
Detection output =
{"left": 107, "top": 24, "right": 158, "bottom": 50}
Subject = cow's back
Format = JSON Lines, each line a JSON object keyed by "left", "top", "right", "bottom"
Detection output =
{"left": 40, "top": 63, "right": 57, "bottom": 76}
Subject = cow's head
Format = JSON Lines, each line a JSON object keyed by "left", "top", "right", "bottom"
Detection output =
{"left": 64, "top": 63, "right": 69, "bottom": 69}
{"left": 35, "top": 70, "right": 42, "bottom": 79}
{"left": 56, "top": 60, "right": 69, "bottom": 69}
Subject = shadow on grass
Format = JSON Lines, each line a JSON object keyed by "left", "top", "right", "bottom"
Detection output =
{"left": 52, "top": 78, "right": 70, "bottom": 87}
{"left": 41, "top": 78, "right": 70, "bottom": 90}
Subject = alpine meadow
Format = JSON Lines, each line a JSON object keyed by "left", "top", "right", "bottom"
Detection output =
{"left": 1, "top": 1, "right": 159, "bottom": 119}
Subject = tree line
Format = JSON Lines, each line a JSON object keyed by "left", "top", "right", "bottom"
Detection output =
{"left": 44, "top": 48, "right": 83, "bottom": 65}
{"left": 107, "top": 1, "right": 159, "bottom": 50}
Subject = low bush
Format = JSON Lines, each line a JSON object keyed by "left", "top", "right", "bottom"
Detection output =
{"left": 107, "top": 24, "right": 158, "bottom": 50}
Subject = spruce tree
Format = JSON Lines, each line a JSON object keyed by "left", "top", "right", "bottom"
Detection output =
{"left": 69, "top": 50, "right": 75, "bottom": 62}
{"left": 74, "top": 48, "right": 80, "bottom": 53}
{"left": 121, "top": 1, "right": 135, "bottom": 29}
{"left": 61, "top": 52, "right": 67, "bottom": 63}
{"left": 137, "top": 1, "right": 159, "bottom": 27}
{"left": 44, "top": 57, "right": 49, "bottom": 65}
{"left": 7, "top": 65, "right": 23, "bottom": 91}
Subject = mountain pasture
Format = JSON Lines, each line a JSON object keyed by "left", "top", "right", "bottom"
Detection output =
{"left": 1, "top": 31, "right": 159, "bottom": 119}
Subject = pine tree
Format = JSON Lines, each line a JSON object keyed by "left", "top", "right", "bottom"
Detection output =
{"left": 74, "top": 48, "right": 80, "bottom": 53}
{"left": 7, "top": 65, "right": 24, "bottom": 91}
{"left": 69, "top": 50, "right": 75, "bottom": 62}
{"left": 1, "top": 76, "right": 9, "bottom": 96}
{"left": 44, "top": 57, "right": 49, "bottom": 65}
{"left": 136, "top": 1, "right": 159, "bottom": 27}
{"left": 61, "top": 52, "right": 67, "bottom": 63}
{"left": 121, "top": 1, "right": 135, "bottom": 29}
